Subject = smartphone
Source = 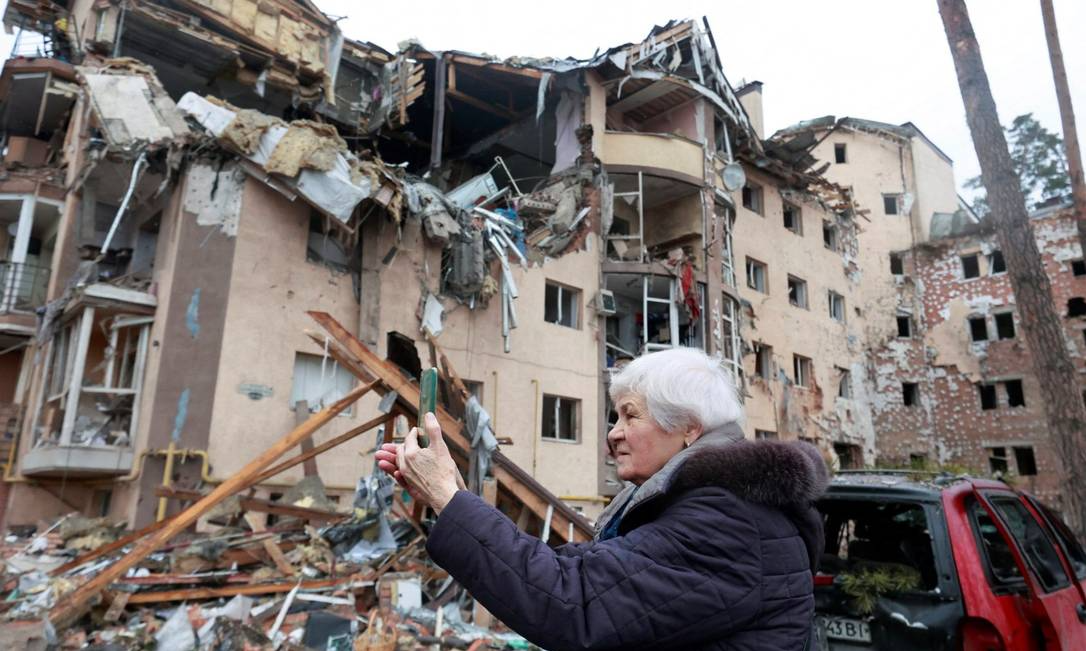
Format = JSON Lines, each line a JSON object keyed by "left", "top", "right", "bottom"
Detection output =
{"left": 418, "top": 367, "right": 438, "bottom": 447}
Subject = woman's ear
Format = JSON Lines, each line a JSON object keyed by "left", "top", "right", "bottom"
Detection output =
{"left": 683, "top": 422, "right": 704, "bottom": 448}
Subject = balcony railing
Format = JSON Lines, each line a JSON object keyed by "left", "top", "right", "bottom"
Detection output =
{"left": 0, "top": 261, "right": 50, "bottom": 313}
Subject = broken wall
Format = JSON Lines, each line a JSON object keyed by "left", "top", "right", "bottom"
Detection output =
{"left": 874, "top": 207, "right": 1082, "bottom": 505}
{"left": 731, "top": 166, "right": 874, "bottom": 458}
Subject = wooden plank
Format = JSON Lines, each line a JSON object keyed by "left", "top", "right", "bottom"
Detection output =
{"left": 253, "top": 410, "right": 388, "bottom": 485}
{"left": 262, "top": 538, "right": 296, "bottom": 576}
{"left": 157, "top": 487, "right": 344, "bottom": 524}
{"left": 449, "top": 55, "right": 544, "bottom": 80}
{"left": 306, "top": 312, "right": 593, "bottom": 543}
{"left": 123, "top": 575, "right": 363, "bottom": 604}
{"left": 294, "top": 401, "right": 319, "bottom": 477}
{"left": 49, "top": 382, "right": 373, "bottom": 629}
{"left": 448, "top": 89, "right": 520, "bottom": 121}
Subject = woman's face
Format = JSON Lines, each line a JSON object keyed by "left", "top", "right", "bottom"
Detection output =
{"left": 607, "top": 393, "right": 686, "bottom": 485}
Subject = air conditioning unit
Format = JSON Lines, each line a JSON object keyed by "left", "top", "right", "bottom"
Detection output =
{"left": 596, "top": 289, "right": 617, "bottom": 316}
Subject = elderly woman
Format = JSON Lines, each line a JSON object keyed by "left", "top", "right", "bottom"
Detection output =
{"left": 375, "top": 347, "right": 827, "bottom": 650}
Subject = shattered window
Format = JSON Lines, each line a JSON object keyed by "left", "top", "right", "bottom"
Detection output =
{"left": 1072, "top": 260, "right": 1086, "bottom": 276}
{"left": 883, "top": 194, "right": 900, "bottom": 215}
{"left": 889, "top": 252, "right": 905, "bottom": 276}
{"left": 783, "top": 202, "right": 802, "bottom": 235}
{"left": 961, "top": 254, "right": 981, "bottom": 279}
{"left": 746, "top": 258, "right": 767, "bottom": 293}
{"left": 902, "top": 382, "right": 919, "bottom": 407}
{"left": 969, "top": 316, "right": 989, "bottom": 342}
{"left": 307, "top": 213, "right": 352, "bottom": 273}
{"left": 787, "top": 275, "right": 808, "bottom": 309}
{"left": 290, "top": 353, "right": 356, "bottom": 416}
{"left": 754, "top": 343, "right": 773, "bottom": 379}
{"left": 755, "top": 429, "right": 778, "bottom": 440}
{"left": 837, "top": 367, "right": 851, "bottom": 399}
{"left": 828, "top": 291, "right": 845, "bottom": 322}
{"left": 994, "top": 312, "right": 1015, "bottom": 340}
{"left": 1004, "top": 380, "right": 1026, "bottom": 408}
{"left": 817, "top": 499, "right": 938, "bottom": 591}
{"left": 896, "top": 315, "right": 912, "bottom": 338}
{"left": 1014, "top": 447, "right": 1037, "bottom": 476}
{"left": 544, "top": 282, "right": 580, "bottom": 329}
{"left": 1068, "top": 297, "right": 1086, "bottom": 317}
{"left": 541, "top": 395, "right": 578, "bottom": 442}
{"left": 988, "top": 447, "right": 1009, "bottom": 474}
{"left": 968, "top": 498, "right": 1025, "bottom": 593}
{"left": 978, "top": 384, "right": 998, "bottom": 410}
{"left": 1033, "top": 500, "right": 1086, "bottom": 581}
{"left": 833, "top": 443, "right": 862, "bottom": 470}
{"left": 793, "top": 354, "right": 812, "bottom": 388}
{"left": 823, "top": 221, "right": 838, "bottom": 251}
{"left": 988, "top": 495, "right": 1071, "bottom": 593}
{"left": 834, "top": 143, "right": 847, "bottom": 164}
{"left": 742, "top": 183, "right": 763, "bottom": 215}
{"left": 988, "top": 250, "right": 1006, "bottom": 275}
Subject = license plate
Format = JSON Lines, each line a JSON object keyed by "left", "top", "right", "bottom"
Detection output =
{"left": 820, "top": 616, "right": 871, "bottom": 643}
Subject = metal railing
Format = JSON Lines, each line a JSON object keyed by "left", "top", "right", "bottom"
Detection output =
{"left": 0, "top": 261, "right": 50, "bottom": 313}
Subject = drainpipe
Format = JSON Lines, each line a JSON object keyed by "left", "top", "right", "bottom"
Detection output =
{"left": 531, "top": 379, "right": 540, "bottom": 477}
{"left": 155, "top": 440, "right": 178, "bottom": 521}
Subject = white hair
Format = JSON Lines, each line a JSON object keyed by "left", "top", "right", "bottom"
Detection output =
{"left": 609, "top": 347, "right": 744, "bottom": 434}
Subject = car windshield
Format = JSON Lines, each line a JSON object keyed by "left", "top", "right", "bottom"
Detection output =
{"left": 818, "top": 498, "right": 939, "bottom": 591}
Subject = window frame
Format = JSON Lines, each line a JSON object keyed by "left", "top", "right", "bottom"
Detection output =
{"left": 544, "top": 281, "right": 581, "bottom": 329}
{"left": 834, "top": 142, "right": 847, "bottom": 164}
{"left": 793, "top": 354, "right": 813, "bottom": 388}
{"left": 783, "top": 202, "right": 802, "bottom": 235}
{"left": 961, "top": 253, "right": 981, "bottom": 279}
{"left": 541, "top": 393, "right": 580, "bottom": 443}
{"left": 745, "top": 257, "right": 768, "bottom": 293}
{"left": 787, "top": 275, "right": 809, "bottom": 309}
{"left": 741, "top": 183, "right": 764, "bottom": 215}
{"left": 883, "top": 194, "right": 901, "bottom": 215}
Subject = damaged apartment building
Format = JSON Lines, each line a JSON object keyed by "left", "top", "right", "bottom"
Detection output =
{"left": 0, "top": 0, "right": 1031, "bottom": 531}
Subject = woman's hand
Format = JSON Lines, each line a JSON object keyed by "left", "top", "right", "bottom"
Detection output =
{"left": 374, "top": 412, "right": 465, "bottom": 513}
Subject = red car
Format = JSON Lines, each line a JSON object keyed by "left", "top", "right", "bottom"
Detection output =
{"left": 813, "top": 472, "right": 1086, "bottom": 650}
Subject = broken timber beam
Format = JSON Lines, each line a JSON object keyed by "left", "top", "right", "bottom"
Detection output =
{"left": 123, "top": 574, "right": 367, "bottom": 604}
{"left": 49, "top": 381, "right": 374, "bottom": 629}
{"left": 155, "top": 487, "right": 344, "bottom": 523}
{"left": 253, "top": 411, "right": 390, "bottom": 484}
{"left": 306, "top": 311, "right": 593, "bottom": 543}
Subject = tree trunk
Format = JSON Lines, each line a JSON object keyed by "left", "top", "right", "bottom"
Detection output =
{"left": 938, "top": 0, "right": 1086, "bottom": 535}
{"left": 1040, "top": 0, "right": 1086, "bottom": 249}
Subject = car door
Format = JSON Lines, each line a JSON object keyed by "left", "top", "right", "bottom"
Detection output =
{"left": 975, "top": 488, "right": 1086, "bottom": 649}
{"left": 1023, "top": 496, "right": 1086, "bottom": 608}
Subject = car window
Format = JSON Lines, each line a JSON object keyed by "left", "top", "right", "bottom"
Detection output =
{"left": 1032, "top": 499, "right": 1086, "bottom": 581}
{"left": 988, "top": 495, "right": 1071, "bottom": 593}
{"left": 817, "top": 499, "right": 938, "bottom": 590}
{"left": 969, "top": 498, "right": 1025, "bottom": 592}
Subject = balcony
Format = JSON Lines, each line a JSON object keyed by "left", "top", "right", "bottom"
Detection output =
{"left": 600, "top": 131, "right": 705, "bottom": 183}
{"left": 0, "top": 261, "right": 49, "bottom": 313}
{"left": 22, "top": 286, "right": 155, "bottom": 477}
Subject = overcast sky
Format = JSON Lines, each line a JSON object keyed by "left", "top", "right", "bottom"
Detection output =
{"left": 5, "top": 0, "right": 1083, "bottom": 198}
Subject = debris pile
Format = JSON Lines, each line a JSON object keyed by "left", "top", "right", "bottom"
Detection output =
{"left": 0, "top": 472, "right": 537, "bottom": 650}
{"left": 0, "top": 312, "right": 590, "bottom": 649}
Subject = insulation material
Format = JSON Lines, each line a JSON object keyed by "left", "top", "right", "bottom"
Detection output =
{"left": 218, "top": 108, "right": 284, "bottom": 155}
{"left": 183, "top": 162, "right": 245, "bottom": 237}
{"left": 265, "top": 121, "right": 347, "bottom": 177}
{"left": 551, "top": 91, "right": 583, "bottom": 174}
{"left": 78, "top": 71, "right": 190, "bottom": 150}
{"left": 178, "top": 93, "right": 371, "bottom": 223}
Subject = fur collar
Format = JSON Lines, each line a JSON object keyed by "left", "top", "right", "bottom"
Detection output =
{"left": 669, "top": 438, "right": 830, "bottom": 507}
{"left": 595, "top": 433, "right": 828, "bottom": 538}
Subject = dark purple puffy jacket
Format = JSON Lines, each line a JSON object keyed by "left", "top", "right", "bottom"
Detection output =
{"left": 426, "top": 434, "right": 828, "bottom": 650}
